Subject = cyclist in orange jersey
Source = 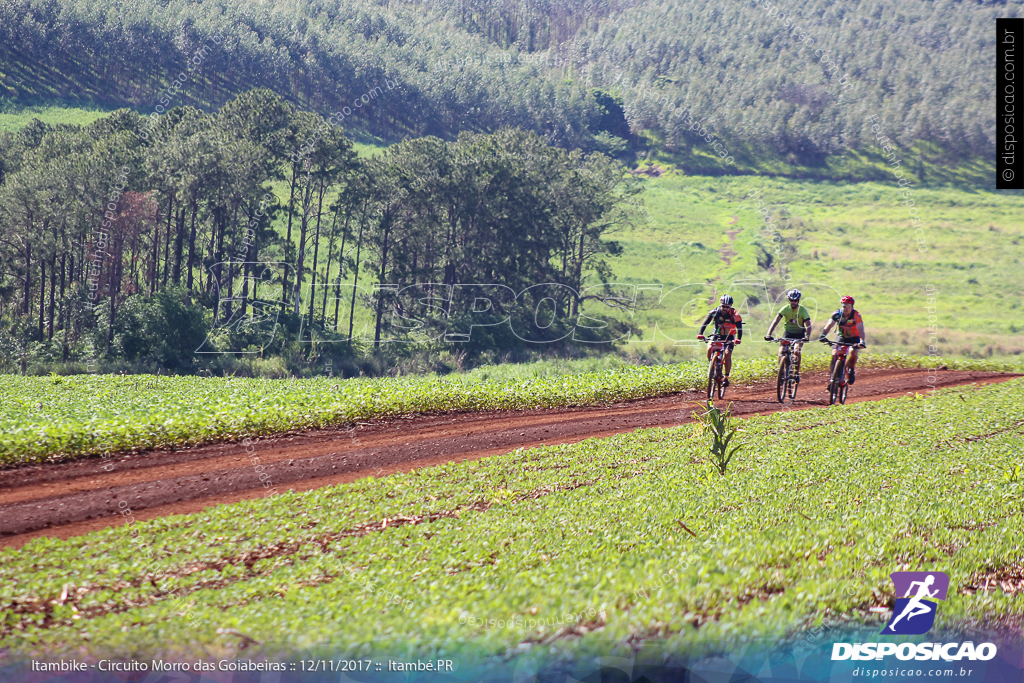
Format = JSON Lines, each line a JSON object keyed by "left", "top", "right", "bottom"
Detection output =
{"left": 818, "top": 295, "right": 866, "bottom": 385}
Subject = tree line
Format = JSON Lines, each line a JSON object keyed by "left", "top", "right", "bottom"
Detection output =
{"left": 0, "top": 89, "right": 642, "bottom": 374}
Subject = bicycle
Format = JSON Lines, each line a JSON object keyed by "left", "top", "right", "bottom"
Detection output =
{"left": 705, "top": 335, "right": 735, "bottom": 400}
{"left": 767, "top": 336, "right": 807, "bottom": 403}
{"left": 820, "top": 338, "right": 864, "bottom": 405}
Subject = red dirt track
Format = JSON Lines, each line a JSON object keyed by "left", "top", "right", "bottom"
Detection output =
{"left": 0, "top": 367, "right": 1017, "bottom": 549}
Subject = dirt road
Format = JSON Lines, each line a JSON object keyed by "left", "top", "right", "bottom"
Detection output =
{"left": 0, "top": 367, "right": 1016, "bottom": 549}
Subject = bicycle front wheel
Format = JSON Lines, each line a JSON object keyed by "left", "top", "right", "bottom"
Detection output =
{"left": 776, "top": 355, "right": 788, "bottom": 403}
{"left": 706, "top": 356, "right": 717, "bottom": 400}
{"left": 829, "top": 358, "right": 845, "bottom": 406}
{"left": 838, "top": 382, "right": 849, "bottom": 405}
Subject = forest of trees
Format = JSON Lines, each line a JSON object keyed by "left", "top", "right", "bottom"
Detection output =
{"left": 0, "top": 90, "right": 642, "bottom": 374}
{"left": 1, "top": 0, "right": 1013, "bottom": 163}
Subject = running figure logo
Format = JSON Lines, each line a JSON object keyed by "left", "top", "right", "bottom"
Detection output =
{"left": 883, "top": 571, "right": 949, "bottom": 635}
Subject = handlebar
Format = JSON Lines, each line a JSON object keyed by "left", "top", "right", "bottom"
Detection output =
{"left": 766, "top": 336, "right": 809, "bottom": 343}
{"left": 820, "top": 338, "right": 865, "bottom": 348}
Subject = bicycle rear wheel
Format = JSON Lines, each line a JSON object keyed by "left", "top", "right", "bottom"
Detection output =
{"left": 776, "top": 355, "right": 788, "bottom": 403}
{"left": 829, "top": 358, "right": 845, "bottom": 406}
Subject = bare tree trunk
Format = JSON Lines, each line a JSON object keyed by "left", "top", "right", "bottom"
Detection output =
{"left": 164, "top": 197, "right": 174, "bottom": 286}
{"left": 323, "top": 202, "right": 345, "bottom": 323}
{"left": 347, "top": 202, "right": 367, "bottom": 342}
{"left": 58, "top": 252, "right": 66, "bottom": 329}
{"left": 226, "top": 201, "right": 239, "bottom": 314}
{"left": 186, "top": 198, "right": 198, "bottom": 294}
{"left": 282, "top": 164, "right": 298, "bottom": 307}
{"left": 150, "top": 200, "right": 161, "bottom": 294}
{"left": 571, "top": 228, "right": 585, "bottom": 317}
{"left": 39, "top": 257, "right": 46, "bottom": 339}
{"left": 173, "top": 206, "right": 185, "bottom": 285}
{"left": 48, "top": 253, "right": 57, "bottom": 340}
{"left": 240, "top": 206, "right": 256, "bottom": 320}
{"left": 293, "top": 171, "right": 314, "bottom": 316}
{"left": 108, "top": 240, "right": 118, "bottom": 345}
{"left": 23, "top": 242, "right": 31, "bottom": 315}
{"left": 307, "top": 179, "right": 326, "bottom": 326}
{"left": 373, "top": 220, "right": 391, "bottom": 350}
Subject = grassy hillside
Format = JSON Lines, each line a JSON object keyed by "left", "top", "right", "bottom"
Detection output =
{"left": 605, "top": 172, "right": 1024, "bottom": 359}
{"left": 0, "top": 103, "right": 118, "bottom": 134}
{"left": 2, "top": 378, "right": 1021, "bottom": 659}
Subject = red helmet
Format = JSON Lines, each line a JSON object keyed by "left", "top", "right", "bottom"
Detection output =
{"left": 841, "top": 295, "right": 855, "bottom": 304}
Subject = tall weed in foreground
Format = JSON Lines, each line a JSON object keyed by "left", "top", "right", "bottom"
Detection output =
{"left": 696, "top": 400, "right": 743, "bottom": 475}
{"left": 1003, "top": 463, "right": 1023, "bottom": 518}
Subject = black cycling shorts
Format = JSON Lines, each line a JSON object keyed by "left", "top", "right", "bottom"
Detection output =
{"left": 840, "top": 336, "right": 861, "bottom": 345}
{"left": 783, "top": 330, "right": 806, "bottom": 340}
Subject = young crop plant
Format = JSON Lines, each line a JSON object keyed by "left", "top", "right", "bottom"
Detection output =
{"left": 1002, "top": 462, "right": 1023, "bottom": 518}
{"left": 695, "top": 401, "right": 743, "bottom": 475}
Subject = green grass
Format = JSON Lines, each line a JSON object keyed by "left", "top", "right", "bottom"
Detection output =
{"left": 3, "top": 354, "right": 1017, "bottom": 468}
{"left": 350, "top": 140, "right": 388, "bottom": 158}
{"left": 0, "top": 102, "right": 118, "bottom": 133}
{"left": 2, "top": 378, "right": 1021, "bottom": 661}
{"left": 603, "top": 173, "right": 1024, "bottom": 361}
{"left": 643, "top": 138, "right": 997, "bottom": 189}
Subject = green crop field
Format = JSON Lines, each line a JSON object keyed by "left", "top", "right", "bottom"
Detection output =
{"left": 2, "top": 378, "right": 1021, "bottom": 661}
{"left": 2, "top": 354, "right": 1016, "bottom": 468}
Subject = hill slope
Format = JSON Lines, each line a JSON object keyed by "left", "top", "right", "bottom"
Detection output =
{"left": 0, "top": 0, "right": 1015, "bottom": 169}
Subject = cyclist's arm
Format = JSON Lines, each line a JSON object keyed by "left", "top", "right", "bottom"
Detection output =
{"left": 735, "top": 319, "right": 743, "bottom": 340}
{"left": 820, "top": 319, "right": 835, "bottom": 337}
{"left": 766, "top": 312, "right": 782, "bottom": 337}
{"left": 803, "top": 319, "right": 812, "bottom": 339}
{"left": 857, "top": 320, "right": 866, "bottom": 345}
{"left": 698, "top": 311, "right": 714, "bottom": 337}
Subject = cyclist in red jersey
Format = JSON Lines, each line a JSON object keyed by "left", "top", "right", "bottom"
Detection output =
{"left": 697, "top": 294, "right": 743, "bottom": 388}
{"left": 818, "top": 295, "right": 866, "bottom": 385}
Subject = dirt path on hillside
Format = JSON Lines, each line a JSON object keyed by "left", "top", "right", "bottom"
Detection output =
{"left": 0, "top": 368, "right": 1016, "bottom": 549}
{"left": 719, "top": 228, "right": 740, "bottom": 265}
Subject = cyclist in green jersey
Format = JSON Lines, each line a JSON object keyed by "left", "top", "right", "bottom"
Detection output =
{"left": 764, "top": 289, "right": 812, "bottom": 383}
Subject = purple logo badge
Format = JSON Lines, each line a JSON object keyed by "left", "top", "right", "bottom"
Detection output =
{"left": 882, "top": 571, "right": 949, "bottom": 635}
